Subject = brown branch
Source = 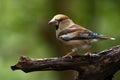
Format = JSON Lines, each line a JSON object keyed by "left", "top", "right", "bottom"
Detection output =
{"left": 11, "top": 45, "right": 120, "bottom": 80}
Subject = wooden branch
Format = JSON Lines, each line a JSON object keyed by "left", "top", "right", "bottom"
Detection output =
{"left": 11, "top": 45, "right": 120, "bottom": 80}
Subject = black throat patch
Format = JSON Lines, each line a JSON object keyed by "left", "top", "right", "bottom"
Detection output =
{"left": 55, "top": 25, "right": 59, "bottom": 30}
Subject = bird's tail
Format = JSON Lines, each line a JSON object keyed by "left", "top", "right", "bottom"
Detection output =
{"left": 99, "top": 36, "right": 116, "bottom": 40}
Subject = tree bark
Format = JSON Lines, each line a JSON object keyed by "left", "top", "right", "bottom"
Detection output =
{"left": 11, "top": 45, "right": 120, "bottom": 80}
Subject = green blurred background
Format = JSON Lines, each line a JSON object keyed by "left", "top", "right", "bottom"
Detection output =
{"left": 0, "top": 0, "right": 120, "bottom": 80}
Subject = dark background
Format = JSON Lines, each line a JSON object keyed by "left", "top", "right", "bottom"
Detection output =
{"left": 0, "top": 0, "right": 120, "bottom": 80}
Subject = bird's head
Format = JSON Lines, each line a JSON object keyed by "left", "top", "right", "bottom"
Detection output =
{"left": 49, "top": 14, "right": 72, "bottom": 30}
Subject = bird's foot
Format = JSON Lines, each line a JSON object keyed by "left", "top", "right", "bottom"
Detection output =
{"left": 85, "top": 52, "right": 92, "bottom": 56}
{"left": 62, "top": 52, "right": 73, "bottom": 58}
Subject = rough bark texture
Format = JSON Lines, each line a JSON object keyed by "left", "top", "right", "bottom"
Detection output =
{"left": 11, "top": 45, "right": 120, "bottom": 80}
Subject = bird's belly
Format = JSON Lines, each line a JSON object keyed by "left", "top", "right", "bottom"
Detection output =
{"left": 60, "top": 40, "right": 91, "bottom": 50}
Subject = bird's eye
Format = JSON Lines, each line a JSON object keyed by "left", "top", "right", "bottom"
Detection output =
{"left": 58, "top": 19, "right": 64, "bottom": 22}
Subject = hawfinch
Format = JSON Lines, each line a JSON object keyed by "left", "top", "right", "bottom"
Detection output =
{"left": 48, "top": 14, "right": 115, "bottom": 57}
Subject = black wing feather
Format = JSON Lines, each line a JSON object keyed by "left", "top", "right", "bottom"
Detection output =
{"left": 60, "top": 33, "right": 102, "bottom": 41}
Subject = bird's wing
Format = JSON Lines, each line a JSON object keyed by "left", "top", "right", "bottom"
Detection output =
{"left": 58, "top": 24, "right": 103, "bottom": 41}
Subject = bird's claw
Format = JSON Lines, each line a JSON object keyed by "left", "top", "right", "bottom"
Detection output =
{"left": 85, "top": 52, "right": 92, "bottom": 56}
{"left": 62, "top": 52, "right": 73, "bottom": 58}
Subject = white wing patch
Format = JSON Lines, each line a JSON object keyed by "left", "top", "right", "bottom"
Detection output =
{"left": 59, "top": 33, "right": 75, "bottom": 41}
{"left": 91, "top": 39, "right": 99, "bottom": 42}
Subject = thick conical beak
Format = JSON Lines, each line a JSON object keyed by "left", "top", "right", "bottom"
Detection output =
{"left": 48, "top": 18, "right": 56, "bottom": 25}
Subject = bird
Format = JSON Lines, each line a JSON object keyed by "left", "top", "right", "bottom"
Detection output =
{"left": 48, "top": 14, "right": 115, "bottom": 58}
